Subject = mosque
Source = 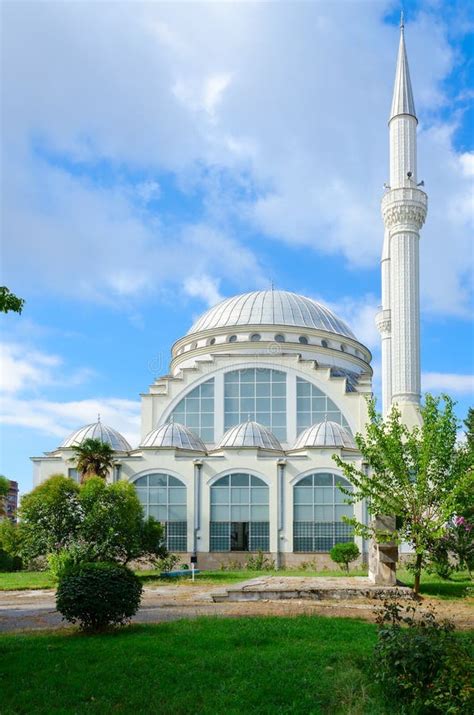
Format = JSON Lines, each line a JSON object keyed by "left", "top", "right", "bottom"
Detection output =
{"left": 32, "top": 21, "right": 427, "bottom": 569}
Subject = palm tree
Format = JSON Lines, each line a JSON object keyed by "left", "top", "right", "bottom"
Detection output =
{"left": 71, "top": 439, "right": 115, "bottom": 483}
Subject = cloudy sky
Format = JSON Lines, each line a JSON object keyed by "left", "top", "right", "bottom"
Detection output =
{"left": 1, "top": 0, "right": 473, "bottom": 495}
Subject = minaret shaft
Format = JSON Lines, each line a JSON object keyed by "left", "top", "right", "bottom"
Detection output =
{"left": 377, "top": 21, "right": 427, "bottom": 426}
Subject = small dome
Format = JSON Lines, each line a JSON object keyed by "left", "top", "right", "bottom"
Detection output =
{"left": 293, "top": 421, "right": 356, "bottom": 449}
{"left": 188, "top": 290, "right": 355, "bottom": 339}
{"left": 60, "top": 420, "right": 131, "bottom": 451}
{"left": 217, "top": 421, "right": 282, "bottom": 450}
{"left": 141, "top": 422, "right": 206, "bottom": 451}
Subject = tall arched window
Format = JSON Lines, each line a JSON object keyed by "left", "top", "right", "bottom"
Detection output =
{"left": 169, "top": 378, "right": 214, "bottom": 442}
{"left": 224, "top": 368, "right": 286, "bottom": 441}
{"left": 296, "top": 377, "right": 349, "bottom": 435}
{"left": 133, "top": 473, "right": 187, "bottom": 552}
{"left": 293, "top": 473, "right": 353, "bottom": 552}
{"left": 210, "top": 473, "right": 269, "bottom": 552}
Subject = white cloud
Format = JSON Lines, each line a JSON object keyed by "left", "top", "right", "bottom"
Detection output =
{"left": 184, "top": 273, "right": 223, "bottom": 307}
{"left": 1, "top": 1, "right": 471, "bottom": 317}
{"left": 0, "top": 342, "right": 93, "bottom": 394}
{"left": 319, "top": 295, "right": 381, "bottom": 351}
{"left": 421, "top": 372, "right": 474, "bottom": 395}
{"left": 1, "top": 395, "right": 140, "bottom": 448}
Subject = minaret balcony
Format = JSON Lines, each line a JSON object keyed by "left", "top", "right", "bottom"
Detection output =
{"left": 375, "top": 309, "right": 391, "bottom": 336}
{"left": 381, "top": 187, "right": 427, "bottom": 231}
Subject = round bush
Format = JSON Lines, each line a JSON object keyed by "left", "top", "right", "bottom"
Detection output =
{"left": 56, "top": 562, "right": 143, "bottom": 631}
{"left": 329, "top": 542, "right": 360, "bottom": 572}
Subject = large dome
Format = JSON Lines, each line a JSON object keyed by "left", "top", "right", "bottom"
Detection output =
{"left": 59, "top": 419, "right": 131, "bottom": 452}
{"left": 188, "top": 290, "right": 355, "bottom": 339}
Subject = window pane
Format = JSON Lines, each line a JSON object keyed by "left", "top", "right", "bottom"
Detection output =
{"left": 297, "top": 379, "right": 311, "bottom": 396}
{"left": 256, "top": 397, "right": 270, "bottom": 412}
{"left": 315, "top": 487, "right": 334, "bottom": 504}
{"left": 251, "top": 505, "right": 269, "bottom": 521}
{"left": 231, "top": 473, "right": 250, "bottom": 487}
{"left": 272, "top": 371, "right": 285, "bottom": 382}
{"left": 135, "top": 488, "right": 147, "bottom": 505}
{"left": 295, "top": 505, "right": 313, "bottom": 520}
{"left": 294, "top": 487, "right": 313, "bottom": 504}
{"left": 313, "top": 474, "right": 333, "bottom": 487}
{"left": 231, "top": 505, "right": 249, "bottom": 521}
{"left": 297, "top": 397, "right": 311, "bottom": 412}
{"left": 335, "top": 505, "right": 353, "bottom": 520}
{"left": 256, "top": 382, "right": 270, "bottom": 397}
{"left": 200, "top": 382, "right": 214, "bottom": 397}
{"left": 241, "top": 383, "right": 254, "bottom": 397}
{"left": 251, "top": 476, "right": 266, "bottom": 487}
{"left": 211, "top": 505, "right": 229, "bottom": 521}
{"left": 148, "top": 488, "right": 165, "bottom": 504}
{"left": 297, "top": 476, "right": 313, "bottom": 487}
{"left": 168, "top": 487, "right": 186, "bottom": 504}
{"left": 251, "top": 487, "right": 268, "bottom": 504}
{"left": 224, "top": 383, "right": 239, "bottom": 397}
{"left": 149, "top": 474, "right": 167, "bottom": 487}
{"left": 168, "top": 505, "right": 186, "bottom": 521}
{"left": 315, "top": 505, "right": 333, "bottom": 521}
{"left": 231, "top": 487, "right": 249, "bottom": 504}
{"left": 271, "top": 381, "right": 286, "bottom": 397}
{"left": 214, "top": 475, "right": 230, "bottom": 486}
{"left": 272, "top": 412, "right": 286, "bottom": 427}
{"left": 211, "top": 488, "right": 229, "bottom": 504}
{"left": 272, "top": 398, "right": 286, "bottom": 412}
{"left": 149, "top": 505, "right": 167, "bottom": 521}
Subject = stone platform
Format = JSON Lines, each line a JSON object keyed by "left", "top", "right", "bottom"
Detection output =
{"left": 211, "top": 576, "right": 414, "bottom": 603}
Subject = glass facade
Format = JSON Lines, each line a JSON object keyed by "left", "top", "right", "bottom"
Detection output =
{"left": 224, "top": 369, "right": 287, "bottom": 441}
{"left": 210, "top": 473, "right": 270, "bottom": 551}
{"left": 170, "top": 378, "right": 214, "bottom": 442}
{"left": 293, "top": 473, "right": 354, "bottom": 552}
{"left": 296, "top": 377, "right": 349, "bottom": 435}
{"left": 134, "top": 473, "right": 187, "bottom": 551}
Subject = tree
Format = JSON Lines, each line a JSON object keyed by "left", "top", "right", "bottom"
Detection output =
{"left": 0, "top": 475, "right": 10, "bottom": 518}
{"left": 464, "top": 407, "right": 474, "bottom": 452}
{"left": 71, "top": 438, "right": 115, "bottom": 483}
{"left": 18, "top": 475, "right": 167, "bottom": 566}
{"left": 18, "top": 475, "right": 82, "bottom": 562}
{"left": 0, "top": 286, "right": 25, "bottom": 314}
{"left": 329, "top": 542, "right": 360, "bottom": 572}
{"left": 333, "top": 395, "right": 472, "bottom": 594}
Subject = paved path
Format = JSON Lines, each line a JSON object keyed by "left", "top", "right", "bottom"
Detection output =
{"left": 1, "top": 582, "right": 472, "bottom": 633}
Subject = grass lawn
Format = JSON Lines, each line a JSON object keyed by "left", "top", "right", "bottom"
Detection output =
{"left": 0, "top": 616, "right": 390, "bottom": 714}
{"left": 1, "top": 568, "right": 472, "bottom": 599}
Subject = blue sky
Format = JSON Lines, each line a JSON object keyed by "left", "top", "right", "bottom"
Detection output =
{"left": 1, "top": 0, "right": 473, "bottom": 496}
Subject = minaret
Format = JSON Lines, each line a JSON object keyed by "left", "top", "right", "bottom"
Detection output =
{"left": 376, "top": 15, "right": 427, "bottom": 426}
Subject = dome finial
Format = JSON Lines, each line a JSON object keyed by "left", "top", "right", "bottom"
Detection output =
{"left": 400, "top": 9, "right": 404, "bottom": 30}
{"left": 97, "top": 412, "right": 101, "bottom": 423}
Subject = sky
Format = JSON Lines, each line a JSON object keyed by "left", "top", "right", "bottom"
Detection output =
{"left": 1, "top": 0, "right": 473, "bottom": 496}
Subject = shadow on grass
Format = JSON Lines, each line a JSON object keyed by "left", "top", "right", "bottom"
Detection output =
{"left": 397, "top": 571, "right": 472, "bottom": 599}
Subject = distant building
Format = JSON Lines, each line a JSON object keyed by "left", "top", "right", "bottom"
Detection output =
{"left": 6, "top": 480, "right": 19, "bottom": 522}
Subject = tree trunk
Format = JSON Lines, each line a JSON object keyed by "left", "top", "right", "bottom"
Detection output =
{"left": 413, "top": 553, "right": 423, "bottom": 594}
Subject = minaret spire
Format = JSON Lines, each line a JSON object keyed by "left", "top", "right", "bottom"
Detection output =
{"left": 390, "top": 14, "right": 416, "bottom": 122}
{"left": 377, "top": 19, "right": 428, "bottom": 426}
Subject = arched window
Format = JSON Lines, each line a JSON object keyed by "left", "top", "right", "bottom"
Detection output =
{"left": 210, "top": 473, "right": 269, "bottom": 552}
{"left": 296, "top": 377, "right": 349, "bottom": 435}
{"left": 224, "top": 368, "right": 286, "bottom": 441}
{"left": 293, "top": 473, "right": 353, "bottom": 552}
{"left": 169, "top": 378, "right": 214, "bottom": 442}
{"left": 133, "top": 473, "right": 187, "bottom": 552}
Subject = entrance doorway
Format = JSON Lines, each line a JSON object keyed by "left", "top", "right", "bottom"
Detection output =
{"left": 231, "top": 522, "right": 249, "bottom": 551}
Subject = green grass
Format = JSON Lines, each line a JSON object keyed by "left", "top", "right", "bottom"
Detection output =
{"left": 1, "top": 567, "right": 472, "bottom": 599}
{"left": 0, "top": 616, "right": 390, "bottom": 714}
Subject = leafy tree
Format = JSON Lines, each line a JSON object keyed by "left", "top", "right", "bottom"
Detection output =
{"left": 18, "top": 475, "right": 82, "bottom": 562}
{"left": 71, "top": 438, "right": 115, "bottom": 482}
{"left": 18, "top": 475, "right": 166, "bottom": 566}
{"left": 0, "top": 286, "right": 25, "bottom": 314}
{"left": 464, "top": 407, "right": 474, "bottom": 452}
{"left": 0, "top": 475, "right": 10, "bottom": 518}
{"left": 0, "top": 519, "right": 23, "bottom": 571}
{"left": 334, "top": 395, "right": 472, "bottom": 594}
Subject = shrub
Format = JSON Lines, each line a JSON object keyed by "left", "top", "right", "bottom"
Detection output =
{"left": 0, "top": 549, "right": 22, "bottom": 572}
{"left": 56, "top": 562, "right": 143, "bottom": 631}
{"left": 246, "top": 551, "right": 275, "bottom": 571}
{"left": 374, "top": 600, "right": 474, "bottom": 714}
{"left": 155, "top": 553, "right": 180, "bottom": 573}
{"left": 329, "top": 542, "right": 360, "bottom": 572}
{"left": 0, "top": 520, "right": 23, "bottom": 571}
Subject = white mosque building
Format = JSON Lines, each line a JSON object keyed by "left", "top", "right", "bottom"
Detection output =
{"left": 32, "top": 21, "right": 427, "bottom": 569}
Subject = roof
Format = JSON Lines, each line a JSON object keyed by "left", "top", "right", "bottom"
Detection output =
{"left": 390, "top": 22, "right": 416, "bottom": 121}
{"left": 141, "top": 422, "right": 206, "bottom": 451}
{"left": 216, "top": 421, "right": 283, "bottom": 450}
{"left": 292, "top": 421, "right": 356, "bottom": 449}
{"left": 59, "top": 420, "right": 132, "bottom": 451}
{"left": 188, "top": 290, "right": 355, "bottom": 339}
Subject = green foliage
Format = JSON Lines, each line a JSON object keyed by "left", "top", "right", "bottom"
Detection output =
{"left": 329, "top": 542, "right": 360, "bottom": 572}
{"left": 56, "top": 562, "right": 143, "bottom": 631}
{"left": 246, "top": 550, "right": 275, "bottom": 570}
{"left": 334, "top": 395, "right": 471, "bottom": 592}
{"left": 155, "top": 553, "right": 180, "bottom": 572}
{"left": 0, "top": 475, "right": 10, "bottom": 518}
{"left": 71, "top": 438, "right": 115, "bottom": 482}
{"left": 0, "top": 520, "right": 23, "bottom": 572}
{"left": 18, "top": 475, "right": 82, "bottom": 562}
{"left": 19, "top": 475, "right": 166, "bottom": 566}
{"left": 374, "top": 600, "right": 474, "bottom": 714}
{"left": 0, "top": 286, "right": 25, "bottom": 314}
